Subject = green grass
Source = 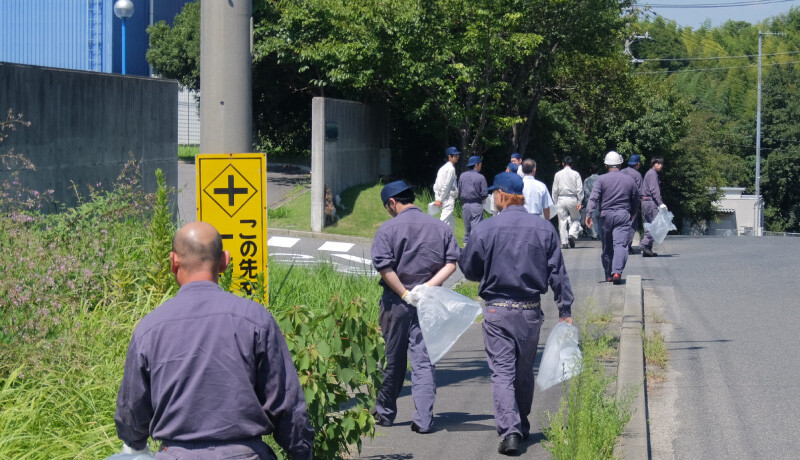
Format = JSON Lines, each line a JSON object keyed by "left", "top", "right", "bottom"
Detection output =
{"left": 643, "top": 330, "right": 669, "bottom": 368}
{"left": 178, "top": 144, "right": 199, "bottom": 162}
{"left": 542, "top": 299, "right": 633, "bottom": 459}
{"left": 269, "top": 182, "right": 468, "bottom": 243}
{"left": 453, "top": 281, "right": 481, "bottom": 300}
{"left": 0, "top": 162, "right": 385, "bottom": 459}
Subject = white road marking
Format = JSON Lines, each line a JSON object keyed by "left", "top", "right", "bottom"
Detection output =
{"left": 317, "top": 241, "right": 354, "bottom": 252}
{"left": 267, "top": 236, "right": 300, "bottom": 248}
{"left": 269, "top": 252, "right": 314, "bottom": 260}
{"left": 330, "top": 253, "right": 372, "bottom": 265}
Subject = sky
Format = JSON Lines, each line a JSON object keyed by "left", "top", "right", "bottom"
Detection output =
{"left": 643, "top": 0, "right": 800, "bottom": 29}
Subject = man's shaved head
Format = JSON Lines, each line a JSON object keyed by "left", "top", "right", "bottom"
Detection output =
{"left": 172, "top": 222, "right": 224, "bottom": 274}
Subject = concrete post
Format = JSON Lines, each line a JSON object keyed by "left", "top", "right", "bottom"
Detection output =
{"left": 200, "top": 0, "right": 252, "bottom": 154}
{"left": 310, "top": 97, "right": 326, "bottom": 232}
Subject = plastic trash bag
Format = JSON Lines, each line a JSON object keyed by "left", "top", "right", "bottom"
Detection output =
{"left": 412, "top": 285, "right": 482, "bottom": 365}
{"left": 536, "top": 322, "right": 582, "bottom": 391}
{"left": 427, "top": 201, "right": 441, "bottom": 216}
{"left": 643, "top": 207, "right": 677, "bottom": 245}
{"left": 483, "top": 194, "right": 497, "bottom": 215}
{"left": 105, "top": 443, "right": 155, "bottom": 460}
{"left": 105, "top": 453, "right": 155, "bottom": 460}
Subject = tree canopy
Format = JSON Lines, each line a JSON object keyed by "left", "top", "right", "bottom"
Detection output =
{"left": 147, "top": 1, "right": 800, "bottom": 231}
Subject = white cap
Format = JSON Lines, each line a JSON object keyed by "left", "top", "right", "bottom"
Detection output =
{"left": 604, "top": 151, "right": 623, "bottom": 166}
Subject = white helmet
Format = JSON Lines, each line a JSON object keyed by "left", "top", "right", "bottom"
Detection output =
{"left": 604, "top": 151, "right": 623, "bottom": 166}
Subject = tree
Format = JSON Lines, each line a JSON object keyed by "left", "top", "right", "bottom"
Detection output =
{"left": 147, "top": 0, "right": 200, "bottom": 90}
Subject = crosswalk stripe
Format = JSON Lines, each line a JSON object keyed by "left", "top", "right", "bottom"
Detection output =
{"left": 317, "top": 241, "right": 355, "bottom": 252}
{"left": 267, "top": 236, "right": 300, "bottom": 248}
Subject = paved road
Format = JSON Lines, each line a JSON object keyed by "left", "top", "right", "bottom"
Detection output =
{"left": 640, "top": 236, "right": 800, "bottom": 459}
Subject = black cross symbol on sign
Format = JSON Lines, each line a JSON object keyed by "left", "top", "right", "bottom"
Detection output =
{"left": 214, "top": 175, "right": 249, "bottom": 206}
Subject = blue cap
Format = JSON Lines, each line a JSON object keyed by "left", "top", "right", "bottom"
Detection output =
{"left": 445, "top": 146, "right": 461, "bottom": 156}
{"left": 507, "top": 162, "right": 519, "bottom": 174}
{"left": 467, "top": 155, "right": 482, "bottom": 167}
{"left": 628, "top": 154, "right": 641, "bottom": 165}
{"left": 510, "top": 152, "right": 522, "bottom": 160}
{"left": 489, "top": 172, "right": 524, "bottom": 195}
{"left": 381, "top": 180, "right": 412, "bottom": 205}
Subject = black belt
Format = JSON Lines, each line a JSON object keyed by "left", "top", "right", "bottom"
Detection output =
{"left": 486, "top": 300, "right": 541, "bottom": 310}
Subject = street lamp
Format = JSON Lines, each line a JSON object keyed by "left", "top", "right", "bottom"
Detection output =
{"left": 114, "top": 0, "right": 135, "bottom": 75}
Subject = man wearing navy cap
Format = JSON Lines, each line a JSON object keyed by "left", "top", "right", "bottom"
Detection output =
{"left": 433, "top": 146, "right": 461, "bottom": 230}
{"left": 458, "top": 172, "right": 574, "bottom": 455}
{"left": 510, "top": 152, "right": 525, "bottom": 178}
{"left": 585, "top": 151, "right": 640, "bottom": 284}
{"left": 371, "top": 181, "right": 460, "bottom": 434}
{"left": 620, "top": 154, "right": 643, "bottom": 253}
{"left": 505, "top": 162, "right": 519, "bottom": 175}
{"left": 458, "top": 155, "right": 488, "bottom": 245}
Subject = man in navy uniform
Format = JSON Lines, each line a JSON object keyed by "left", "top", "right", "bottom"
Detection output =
{"left": 620, "top": 154, "right": 643, "bottom": 253}
{"left": 458, "top": 155, "right": 488, "bottom": 245}
{"left": 371, "top": 181, "right": 460, "bottom": 434}
{"left": 458, "top": 172, "right": 574, "bottom": 455}
{"left": 115, "top": 222, "right": 314, "bottom": 460}
{"left": 639, "top": 157, "right": 667, "bottom": 257}
{"left": 585, "top": 151, "right": 640, "bottom": 284}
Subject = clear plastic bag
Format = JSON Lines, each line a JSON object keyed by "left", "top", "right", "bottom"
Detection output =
{"left": 483, "top": 194, "right": 497, "bottom": 215}
{"left": 427, "top": 201, "right": 441, "bottom": 216}
{"left": 536, "top": 322, "right": 582, "bottom": 391}
{"left": 105, "top": 453, "right": 155, "bottom": 460}
{"left": 413, "top": 285, "right": 482, "bottom": 365}
{"left": 643, "top": 207, "right": 677, "bottom": 245}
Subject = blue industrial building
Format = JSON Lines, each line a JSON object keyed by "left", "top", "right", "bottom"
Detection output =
{"left": 0, "top": 0, "right": 192, "bottom": 76}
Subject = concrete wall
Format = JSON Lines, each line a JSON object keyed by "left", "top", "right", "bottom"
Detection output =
{"left": 0, "top": 62, "right": 177, "bottom": 210}
{"left": 311, "top": 97, "right": 389, "bottom": 231}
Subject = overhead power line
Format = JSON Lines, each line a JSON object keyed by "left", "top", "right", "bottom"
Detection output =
{"left": 646, "top": 0, "right": 798, "bottom": 8}
{"left": 632, "top": 58, "right": 800, "bottom": 74}
{"left": 637, "top": 50, "right": 800, "bottom": 62}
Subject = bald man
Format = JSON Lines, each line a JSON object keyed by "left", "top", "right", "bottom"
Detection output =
{"left": 114, "top": 222, "right": 313, "bottom": 460}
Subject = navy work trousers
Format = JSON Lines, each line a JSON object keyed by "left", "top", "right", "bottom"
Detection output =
{"left": 462, "top": 202, "right": 484, "bottom": 246}
{"left": 639, "top": 200, "right": 659, "bottom": 250}
{"left": 482, "top": 304, "right": 544, "bottom": 439}
{"left": 376, "top": 292, "right": 436, "bottom": 431}
{"left": 600, "top": 210, "right": 631, "bottom": 278}
{"left": 157, "top": 438, "right": 276, "bottom": 460}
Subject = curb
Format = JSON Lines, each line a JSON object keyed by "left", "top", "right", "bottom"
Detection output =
{"left": 615, "top": 275, "right": 649, "bottom": 459}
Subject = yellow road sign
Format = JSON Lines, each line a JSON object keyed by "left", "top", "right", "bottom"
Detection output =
{"left": 197, "top": 153, "right": 268, "bottom": 296}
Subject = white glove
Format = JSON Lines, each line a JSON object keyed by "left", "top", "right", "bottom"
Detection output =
{"left": 659, "top": 204, "right": 668, "bottom": 211}
{"left": 403, "top": 284, "right": 430, "bottom": 307}
{"left": 120, "top": 443, "right": 151, "bottom": 455}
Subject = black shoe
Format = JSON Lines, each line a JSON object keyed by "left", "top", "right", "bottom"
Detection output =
{"left": 410, "top": 421, "right": 430, "bottom": 434}
{"left": 568, "top": 236, "right": 575, "bottom": 248}
{"left": 561, "top": 244, "right": 569, "bottom": 249}
{"left": 612, "top": 273, "right": 622, "bottom": 285}
{"left": 371, "top": 407, "right": 392, "bottom": 427}
{"left": 498, "top": 434, "right": 521, "bottom": 455}
{"left": 642, "top": 248, "right": 657, "bottom": 257}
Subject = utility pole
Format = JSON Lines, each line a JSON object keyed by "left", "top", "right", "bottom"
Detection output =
{"left": 624, "top": 32, "right": 651, "bottom": 64}
{"left": 200, "top": 0, "right": 253, "bottom": 154}
{"left": 755, "top": 30, "right": 784, "bottom": 236}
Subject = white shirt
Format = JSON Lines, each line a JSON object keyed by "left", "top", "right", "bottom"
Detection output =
{"left": 523, "top": 175, "right": 554, "bottom": 215}
{"left": 434, "top": 161, "right": 458, "bottom": 202}
{"left": 517, "top": 165, "right": 525, "bottom": 178}
{"left": 551, "top": 166, "right": 584, "bottom": 203}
